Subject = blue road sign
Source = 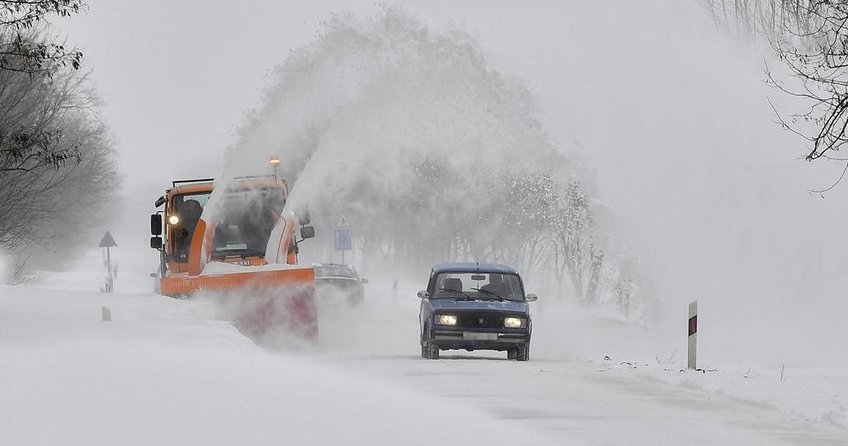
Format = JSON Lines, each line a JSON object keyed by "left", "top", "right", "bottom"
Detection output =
{"left": 335, "top": 227, "right": 352, "bottom": 251}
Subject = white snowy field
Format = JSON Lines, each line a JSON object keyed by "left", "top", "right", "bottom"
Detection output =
{"left": 1, "top": 265, "right": 847, "bottom": 446}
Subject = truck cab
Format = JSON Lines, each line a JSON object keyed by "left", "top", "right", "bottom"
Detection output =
{"left": 149, "top": 176, "right": 315, "bottom": 296}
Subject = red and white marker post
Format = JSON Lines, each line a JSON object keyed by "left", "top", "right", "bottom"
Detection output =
{"left": 688, "top": 300, "right": 697, "bottom": 370}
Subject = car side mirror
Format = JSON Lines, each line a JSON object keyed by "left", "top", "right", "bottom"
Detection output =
{"left": 150, "top": 236, "right": 163, "bottom": 250}
{"left": 151, "top": 214, "right": 162, "bottom": 236}
{"left": 526, "top": 293, "right": 538, "bottom": 302}
{"left": 300, "top": 225, "right": 315, "bottom": 239}
{"left": 360, "top": 278, "right": 368, "bottom": 285}
{"left": 417, "top": 290, "right": 430, "bottom": 299}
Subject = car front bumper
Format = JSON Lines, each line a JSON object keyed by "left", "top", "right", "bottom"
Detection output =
{"left": 431, "top": 327, "right": 530, "bottom": 351}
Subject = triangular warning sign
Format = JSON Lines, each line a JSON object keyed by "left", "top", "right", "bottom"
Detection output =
{"left": 98, "top": 231, "right": 117, "bottom": 248}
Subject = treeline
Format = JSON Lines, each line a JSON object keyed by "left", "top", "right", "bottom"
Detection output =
{"left": 0, "top": 1, "right": 118, "bottom": 282}
{"left": 701, "top": 0, "right": 816, "bottom": 40}
{"left": 230, "top": 8, "right": 654, "bottom": 317}
{"left": 310, "top": 160, "right": 652, "bottom": 317}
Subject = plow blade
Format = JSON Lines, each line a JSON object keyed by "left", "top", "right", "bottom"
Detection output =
{"left": 189, "top": 266, "right": 318, "bottom": 346}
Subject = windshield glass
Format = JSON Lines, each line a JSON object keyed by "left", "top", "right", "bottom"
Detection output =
{"left": 431, "top": 272, "right": 525, "bottom": 301}
{"left": 211, "top": 187, "right": 285, "bottom": 259}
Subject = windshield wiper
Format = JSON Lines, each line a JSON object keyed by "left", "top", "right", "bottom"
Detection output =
{"left": 472, "top": 288, "right": 504, "bottom": 301}
{"left": 439, "top": 287, "right": 475, "bottom": 300}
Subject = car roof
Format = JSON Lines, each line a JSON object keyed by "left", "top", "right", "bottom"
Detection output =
{"left": 431, "top": 262, "right": 520, "bottom": 275}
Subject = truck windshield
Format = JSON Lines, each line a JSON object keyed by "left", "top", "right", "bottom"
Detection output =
{"left": 211, "top": 187, "right": 285, "bottom": 259}
{"left": 432, "top": 272, "right": 525, "bottom": 301}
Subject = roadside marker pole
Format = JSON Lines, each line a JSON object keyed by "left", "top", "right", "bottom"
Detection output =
{"left": 688, "top": 300, "right": 697, "bottom": 370}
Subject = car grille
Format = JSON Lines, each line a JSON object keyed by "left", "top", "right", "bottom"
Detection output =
{"left": 455, "top": 311, "right": 512, "bottom": 329}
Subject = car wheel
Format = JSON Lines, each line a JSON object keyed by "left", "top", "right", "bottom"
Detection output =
{"left": 507, "top": 349, "right": 517, "bottom": 360}
{"left": 428, "top": 342, "right": 440, "bottom": 359}
{"left": 420, "top": 332, "right": 429, "bottom": 358}
{"left": 423, "top": 335, "right": 439, "bottom": 360}
{"left": 516, "top": 344, "right": 530, "bottom": 361}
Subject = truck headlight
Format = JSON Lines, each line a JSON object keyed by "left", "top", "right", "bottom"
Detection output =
{"left": 168, "top": 215, "right": 180, "bottom": 225}
{"left": 436, "top": 314, "right": 457, "bottom": 326}
{"left": 504, "top": 317, "right": 525, "bottom": 328}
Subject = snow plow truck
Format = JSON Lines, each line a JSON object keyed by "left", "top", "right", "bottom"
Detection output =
{"left": 149, "top": 176, "right": 318, "bottom": 342}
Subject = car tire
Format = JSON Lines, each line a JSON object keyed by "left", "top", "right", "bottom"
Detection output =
{"left": 516, "top": 344, "right": 530, "bottom": 361}
{"left": 507, "top": 349, "right": 517, "bottom": 360}
{"left": 428, "top": 343, "right": 440, "bottom": 359}
{"left": 422, "top": 334, "right": 439, "bottom": 360}
{"left": 420, "top": 331, "right": 428, "bottom": 358}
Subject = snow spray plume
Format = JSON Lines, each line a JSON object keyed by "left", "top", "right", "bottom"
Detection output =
{"left": 218, "top": 8, "right": 649, "bottom": 318}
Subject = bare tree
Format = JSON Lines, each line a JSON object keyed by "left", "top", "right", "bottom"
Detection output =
{"left": 766, "top": 3, "right": 848, "bottom": 165}
{"left": 0, "top": 1, "right": 119, "bottom": 278}
{"left": 701, "top": 1, "right": 848, "bottom": 187}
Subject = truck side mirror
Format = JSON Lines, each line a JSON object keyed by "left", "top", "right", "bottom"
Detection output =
{"left": 151, "top": 214, "right": 162, "bottom": 235}
{"left": 300, "top": 225, "right": 315, "bottom": 239}
{"left": 526, "top": 293, "right": 538, "bottom": 302}
{"left": 150, "top": 236, "right": 163, "bottom": 250}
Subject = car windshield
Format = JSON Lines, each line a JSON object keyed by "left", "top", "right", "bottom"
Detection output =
{"left": 211, "top": 187, "right": 285, "bottom": 259}
{"left": 432, "top": 272, "right": 525, "bottom": 301}
{"left": 314, "top": 265, "right": 356, "bottom": 279}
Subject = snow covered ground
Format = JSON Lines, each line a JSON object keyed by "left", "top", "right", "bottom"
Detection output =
{"left": 2, "top": 265, "right": 847, "bottom": 445}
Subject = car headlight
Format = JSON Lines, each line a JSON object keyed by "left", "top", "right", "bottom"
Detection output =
{"left": 504, "top": 317, "right": 525, "bottom": 328}
{"left": 436, "top": 314, "right": 457, "bottom": 326}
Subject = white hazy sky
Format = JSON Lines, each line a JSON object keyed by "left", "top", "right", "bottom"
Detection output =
{"left": 53, "top": 1, "right": 848, "bottom": 364}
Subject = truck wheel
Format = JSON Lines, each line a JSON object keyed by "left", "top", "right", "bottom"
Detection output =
{"left": 507, "top": 349, "right": 517, "bottom": 360}
{"left": 516, "top": 344, "right": 530, "bottom": 361}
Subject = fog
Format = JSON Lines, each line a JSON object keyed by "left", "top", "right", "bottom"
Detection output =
{"left": 56, "top": 1, "right": 848, "bottom": 366}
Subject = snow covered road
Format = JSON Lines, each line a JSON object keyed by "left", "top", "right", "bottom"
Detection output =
{"left": 2, "top": 274, "right": 847, "bottom": 445}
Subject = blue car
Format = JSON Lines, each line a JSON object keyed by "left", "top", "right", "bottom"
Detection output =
{"left": 418, "top": 263, "right": 538, "bottom": 361}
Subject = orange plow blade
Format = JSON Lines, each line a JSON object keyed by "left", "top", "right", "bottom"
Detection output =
{"left": 192, "top": 266, "right": 318, "bottom": 347}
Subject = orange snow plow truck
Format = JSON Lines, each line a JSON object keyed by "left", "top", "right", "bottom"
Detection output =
{"left": 149, "top": 176, "right": 318, "bottom": 342}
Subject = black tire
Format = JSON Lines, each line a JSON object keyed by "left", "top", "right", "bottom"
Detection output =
{"left": 516, "top": 344, "right": 530, "bottom": 361}
{"left": 420, "top": 331, "right": 428, "bottom": 358}
{"left": 426, "top": 337, "right": 439, "bottom": 359}
{"left": 421, "top": 328, "right": 439, "bottom": 359}
{"left": 507, "top": 349, "right": 517, "bottom": 360}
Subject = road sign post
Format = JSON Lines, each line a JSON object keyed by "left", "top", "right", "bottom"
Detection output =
{"left": 99, "top": 231, "right": 117, "bottom": 293}
{"left": 335, "top": 215, "right": 352, "bottom": 264}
